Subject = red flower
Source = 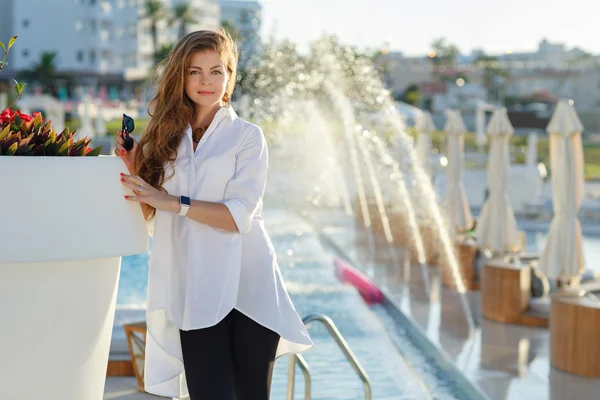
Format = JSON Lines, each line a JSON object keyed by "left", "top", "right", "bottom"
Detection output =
{"left": 0, "top": 109, "right": 45, "bottom": 129}
{"left": 0, "top": 108, "right": 16, "bottom": 124}
{"left": 16, "top": 110, "right": 33, "bottom": 123}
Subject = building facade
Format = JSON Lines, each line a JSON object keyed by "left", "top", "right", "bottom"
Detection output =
{"left": 0, "top": 0, "right": 220, "bottom": 81}
{"left": 2, "top": 0, "right": 142, "bottom": 77}
{"left": 375, "top": 52, "right": 434, "bottom": 96}
{"left": 220, "top": 0, "right": 262, "bottom": 62}
{"left": 494, "top": 39, "right": 589, "bottom": 71}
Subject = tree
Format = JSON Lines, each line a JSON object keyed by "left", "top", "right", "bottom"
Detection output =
{"left": 474, "top": 53, "right": 510, "bottom": 103}
{"left": 401, "top": 84, "right": 421, "bottom": 106}
{"left": 220, "top": 20, "right": 238, "bottom": 41}
{"left": 153, "top": 43, "right": 173, "bottom": 66}
{"left": 144, "top": 0, "right": 166, "bottom": 54}
{"left": 430, "top": 38, "right": 460, "bottom": 66}
{"left": 566, "top": 51, "right": 593, "bottom": 68}
{"left": 17, "top": 52, "right": 58, "bottom": 87}
{"left": 33, "top": 52, "right": 57, "bottom": 78}
{"left": 171, "top": 2, "right": 198, "bottom": 39}
{"left": 15, "top": 51, "right": 72, "bottom": 97}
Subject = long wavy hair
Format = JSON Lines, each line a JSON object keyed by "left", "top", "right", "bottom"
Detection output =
{"left": 134, "top": 29, "right": 238, "bottom": 219}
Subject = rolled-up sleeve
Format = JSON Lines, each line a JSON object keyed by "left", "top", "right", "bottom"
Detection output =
{"left": 222, "top": 127, "right": 268, "bottom": 234}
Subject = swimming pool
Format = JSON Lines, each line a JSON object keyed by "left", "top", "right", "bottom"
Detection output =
{"left": 110, "top": 210, "right": 468, "bottom": 399}
{"left": 524, "top": 228, "right": 600, "bottom": 274}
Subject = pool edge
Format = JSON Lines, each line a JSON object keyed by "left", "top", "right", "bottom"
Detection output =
{"left": 318, "top": 231, "right": 491, "bottom": 400}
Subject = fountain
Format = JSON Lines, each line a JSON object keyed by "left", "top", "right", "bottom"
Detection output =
{"left": 95, "top": 98, "right": 107, "bottom": 136}
{"left": 75, "top": 87, "right": 95, "bottom": 141}
{"left": 241, "top": 35, "right": 474, "bottom": 333}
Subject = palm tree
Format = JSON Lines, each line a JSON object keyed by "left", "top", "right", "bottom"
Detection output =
{"left": 144, "top": 0, "right": 166, "bottom": 54}
{"left": 16, "top": 51, "right": 59, "bottom": 94}
{"left": 153, "top": 43, "right": 174, "bottom": 66}
{"left": 17, "top": 52, "right": 56, "bottom": 83}
{"left": 34, "top": 52, "right": 57, "bottom": 78}
{"left": 171, "top": 2, "right": 198, "bottom": 39}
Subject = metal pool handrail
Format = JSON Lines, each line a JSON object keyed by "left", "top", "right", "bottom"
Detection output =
{"left": 286, "top": 353, "right": 311, "bottom": 400}
{"left": 286, "top": 313, "right": 372, "bottom": 400}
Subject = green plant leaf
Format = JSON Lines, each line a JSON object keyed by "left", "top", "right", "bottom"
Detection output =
{"left": 20, "top": 135, "right": 32, "bottom": 146}
{"left": 6, "top": 132, "right": 20, "bottom": 146}
{"left": 0, "top": 42, "right": 5, "bottom": 51}
{"left": 5, "top": 142, "right": 18, "bottom": 156}
{"left": 7, "top": 36, "right": 17, "bottom": 50}
{"left": 32, "top": 112, "right": 43, "bottom": 128}
{"left": 85, "top": 146, "right": 103, "bottom": 157}
{"left": 16, "top": 143, "right": 34, "bottom": 155}
{"left": 57, "top": 127, "right": 70, "bottom": 141}
{"left": 19, "top": 119, "right": 28, "bottom": 133}
{"left": 0, "top": 125, "right": 10, "bottom": 140}
{"left": 42, "top": 139, "right": 56, "bottom": 154}
{"left": 58, "top": 138, "right": 73, "bottom": 155}
{"left": 42, "top": 120, "right": 53, "bottom": 134}
{"left": 13, "top": 79, "right": 25, "bottom": 95}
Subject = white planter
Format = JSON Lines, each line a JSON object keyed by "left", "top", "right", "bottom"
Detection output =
{"left": 0, "top": 156, "right": 149, "bottom": 400}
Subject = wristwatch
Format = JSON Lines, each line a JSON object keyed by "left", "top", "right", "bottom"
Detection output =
{"left": 177, "top": 195, "right": 191, "bottom": 216}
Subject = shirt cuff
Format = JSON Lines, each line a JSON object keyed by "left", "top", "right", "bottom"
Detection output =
{"left": 223, "top": 199, "right": 251, "bottom": 234}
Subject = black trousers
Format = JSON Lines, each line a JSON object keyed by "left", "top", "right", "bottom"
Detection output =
{"left": 179, "top": 308, "right": 281, "bottom": 400}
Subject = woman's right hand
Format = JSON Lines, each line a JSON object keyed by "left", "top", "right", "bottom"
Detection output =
{"left": 115, "top": 130, "right": 138, "bottom": 174}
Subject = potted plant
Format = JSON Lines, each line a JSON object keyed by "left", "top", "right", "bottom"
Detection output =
{"left": 0, "top": 37, "right": 149, "bottom": 400}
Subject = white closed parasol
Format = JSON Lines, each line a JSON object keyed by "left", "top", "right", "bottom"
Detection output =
{"left": 475, "top": 108, "right": 519, "bottom": 253}
{"left": 443, "top": 109, "right": 473, "bottom": 234}
{"left": 538, "top": 100, "right": 585, "bottom": 282}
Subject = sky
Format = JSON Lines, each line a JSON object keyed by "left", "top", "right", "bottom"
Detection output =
{"left": 259, "top": 0, "right": 599, "bottom": 56}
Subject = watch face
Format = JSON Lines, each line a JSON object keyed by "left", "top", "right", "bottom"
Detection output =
{"left": 181, "top": 196, "right": 191, "bottom": 206}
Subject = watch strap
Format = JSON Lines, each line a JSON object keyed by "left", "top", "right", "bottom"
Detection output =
{"left": 177, "top": 196, "right": 191, "bottom": 216}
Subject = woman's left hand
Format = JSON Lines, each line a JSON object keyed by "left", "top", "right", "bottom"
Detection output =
{"left": 120, "top": 173, "right": 178, "bottom": 213}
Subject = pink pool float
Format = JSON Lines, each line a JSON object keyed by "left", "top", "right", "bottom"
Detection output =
{"left": 334, "top": 257, "right": 384, "bottom": 304}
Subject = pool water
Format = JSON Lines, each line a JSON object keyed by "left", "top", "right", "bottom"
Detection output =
{"left": 524, "top": 229, "right": 600, "bottom": 274}
{"left": 112, "top": 210, "right": 446, "bottom": 399}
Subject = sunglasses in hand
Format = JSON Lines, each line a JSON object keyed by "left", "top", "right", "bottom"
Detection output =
{"left": 121, "top": 113, "right": 135, "bottom": 151}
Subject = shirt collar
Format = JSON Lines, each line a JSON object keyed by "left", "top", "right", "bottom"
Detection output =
{"left": 184, "top": 105, "right": 238, "bottom": 142}
{"left": 221, "top": 105, "right": 237, "bottom": 122}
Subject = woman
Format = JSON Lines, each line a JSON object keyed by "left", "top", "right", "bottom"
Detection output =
{"left": 115, "top": 30, "right": 313, "bottom": 400}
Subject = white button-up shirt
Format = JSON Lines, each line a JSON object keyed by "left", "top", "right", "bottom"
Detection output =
{"left": 143, "top": 106, "right": 314, "bottom": 399}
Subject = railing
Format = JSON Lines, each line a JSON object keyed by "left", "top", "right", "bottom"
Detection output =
{"left": 286, "top": 313, "right": 372, "bottom": 400}
{"left": 287, "top": 353, "right": 311, "bottom": 400}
